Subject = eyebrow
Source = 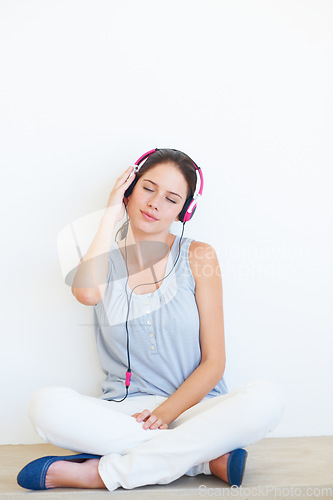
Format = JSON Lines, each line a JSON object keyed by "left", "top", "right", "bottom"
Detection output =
{"left": 142, "top": 179, "right": 183, "bottom": 199}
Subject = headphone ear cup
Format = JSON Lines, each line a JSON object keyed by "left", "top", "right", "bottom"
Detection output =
{"left": 178, "top": 197, "right": 193, "bottom": 223}
{"left": 124, "top": 176, "right": 138, "bottom": 198}
{"left": 185, "top": 205, "right": 197, "bottom": 222}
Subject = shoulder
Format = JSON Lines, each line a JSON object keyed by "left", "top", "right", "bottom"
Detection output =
{"left": 188, "top": 240, "right": 220, "bottom": 282}
{"left": 188, "top": 240, "right": 216, "bottom": 258}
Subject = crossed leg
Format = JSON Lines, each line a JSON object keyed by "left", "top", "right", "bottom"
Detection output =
{"left": 28, "top": 379, "right": 285, "bottom": 490}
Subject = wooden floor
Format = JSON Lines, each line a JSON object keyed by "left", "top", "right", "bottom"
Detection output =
{"left": 1, "top": 437, "right": 332, "bottom": 499}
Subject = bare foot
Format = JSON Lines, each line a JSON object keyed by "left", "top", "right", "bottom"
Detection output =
{"left": 45, "top": 459, "right": 106, "bottom": 489}
{"left": 209, "top": 453, "right": 230, "bottom": 484}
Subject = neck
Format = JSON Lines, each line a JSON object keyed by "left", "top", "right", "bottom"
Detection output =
{"left": 124, "top": 220, "right": 172, "bottom": 247}
{"left": 119, "top": 221, "right": 175, "bottom": 272}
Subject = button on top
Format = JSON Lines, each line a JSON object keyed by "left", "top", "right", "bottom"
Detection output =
{"left": 146, "top": 309, "right": 150, "bottom": 314}
{"left": 151, "top": 345, "right": 155, "bottom": 350}
{"left": 149, "top": 333, "right": 153, "bottom": 338}
{"left": 147, "top": 320, "right": 151, "bottom": 325}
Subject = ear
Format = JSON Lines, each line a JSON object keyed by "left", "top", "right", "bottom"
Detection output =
{"left": 123, "top": 195, "right": 130, "bottom": 208}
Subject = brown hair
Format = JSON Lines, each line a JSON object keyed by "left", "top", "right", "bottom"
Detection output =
{"left": 133, "top": 149, "right": 197, "bottom": 199}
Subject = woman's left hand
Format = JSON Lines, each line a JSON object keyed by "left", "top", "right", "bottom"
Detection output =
{"left": 131, "top": 409, "right": 169, "bottom": 430}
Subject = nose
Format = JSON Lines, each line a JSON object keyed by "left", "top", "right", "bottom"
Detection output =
{"left": 147, "top": 193, "right": 160, "bottom": 210}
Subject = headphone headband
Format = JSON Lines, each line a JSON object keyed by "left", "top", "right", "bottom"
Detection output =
{"left": 134, "top": 148, "right": 157, "bottom": 167}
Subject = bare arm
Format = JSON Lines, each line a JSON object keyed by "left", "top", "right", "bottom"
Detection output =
{"left": 71, "top": 209, "right": 118, "bottom": 306}
{"left": 72, "top": 166, "right": 135, "bottom": 306}
{"left": 133, "top": 242, "right": 226, "bottom": 429}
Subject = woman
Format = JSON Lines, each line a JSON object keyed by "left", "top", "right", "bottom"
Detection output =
{"left": 17, "top": 148, "right": 285, "bottom": 491}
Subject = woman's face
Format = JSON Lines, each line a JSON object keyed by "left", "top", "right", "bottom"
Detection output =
{"left": 126, "top": 162, "right": 189, "bottom": 235}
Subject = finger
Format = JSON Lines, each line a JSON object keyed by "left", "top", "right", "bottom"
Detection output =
{"left": 124, "top": 169, "right": 135, "bottom": 183}
{"left": 159, "top": 423, "right": 168, "bottom": 430}
{"left": 122, "top": 166, "right": 134, "bottom": 176}
{"left": 120, "top": 170, "right": 135, "bottom": 190}
{"left": 141, "top": 410, "right": 151, "bottom": 422}
{"left": 131, "top": 413, "right": 140, "bottom": 418}
{"left": 114, "top": 167, "right": 135, "bottom": 188}
{"left": 143, "top": 415, "right": 158, "bottom": 429}
{"left": 149, "top": 418, "right": 163, "bottom": 430}
{"left": 136, "top": 409, "right": 151, "bottom": 422}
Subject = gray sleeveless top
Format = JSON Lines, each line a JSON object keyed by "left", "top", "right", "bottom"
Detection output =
{"left": 93, "top": 235, "right": 228, "bottom": 400}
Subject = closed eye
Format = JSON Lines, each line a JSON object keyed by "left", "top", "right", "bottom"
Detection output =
{"left": 143, "top": 187, "right": 176, "bottom": 204}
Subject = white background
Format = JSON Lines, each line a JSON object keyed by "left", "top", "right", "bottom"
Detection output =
{"left": 0, "top": 0, "right": 332, "bottom": 444}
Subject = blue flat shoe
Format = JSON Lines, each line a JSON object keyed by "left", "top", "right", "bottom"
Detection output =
{"left": 227, "top": 448, "right": 248, "bottom": 487}
{"left": 17, "top": 453, "right": 102, "bottom": 490}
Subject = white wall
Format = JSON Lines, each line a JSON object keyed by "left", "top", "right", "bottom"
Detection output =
{"left": 0, "top": 0, "right": 332, "bottom": 444}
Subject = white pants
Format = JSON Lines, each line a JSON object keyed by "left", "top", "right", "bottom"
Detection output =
{"left": 28, "top": 379, "right": 285, "bottom": 491}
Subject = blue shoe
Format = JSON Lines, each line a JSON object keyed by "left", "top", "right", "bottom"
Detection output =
{"left": 17, "top": 453, "right": 102, "bottom": 490}
{"left": 227, "top": 448, "right": 248, "bottom": 487}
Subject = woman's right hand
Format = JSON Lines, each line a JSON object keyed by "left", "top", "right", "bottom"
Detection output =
{"left": 105, "top": 166, "right": 136, "bottom": 222}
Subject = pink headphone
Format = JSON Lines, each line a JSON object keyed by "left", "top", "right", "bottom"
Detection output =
{"left": 125, "top": 148, "right": 204, "bottom": 223}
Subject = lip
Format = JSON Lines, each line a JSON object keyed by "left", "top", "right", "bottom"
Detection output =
{"left": 141, "top": 210, "right": 159, "bottom": 221}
